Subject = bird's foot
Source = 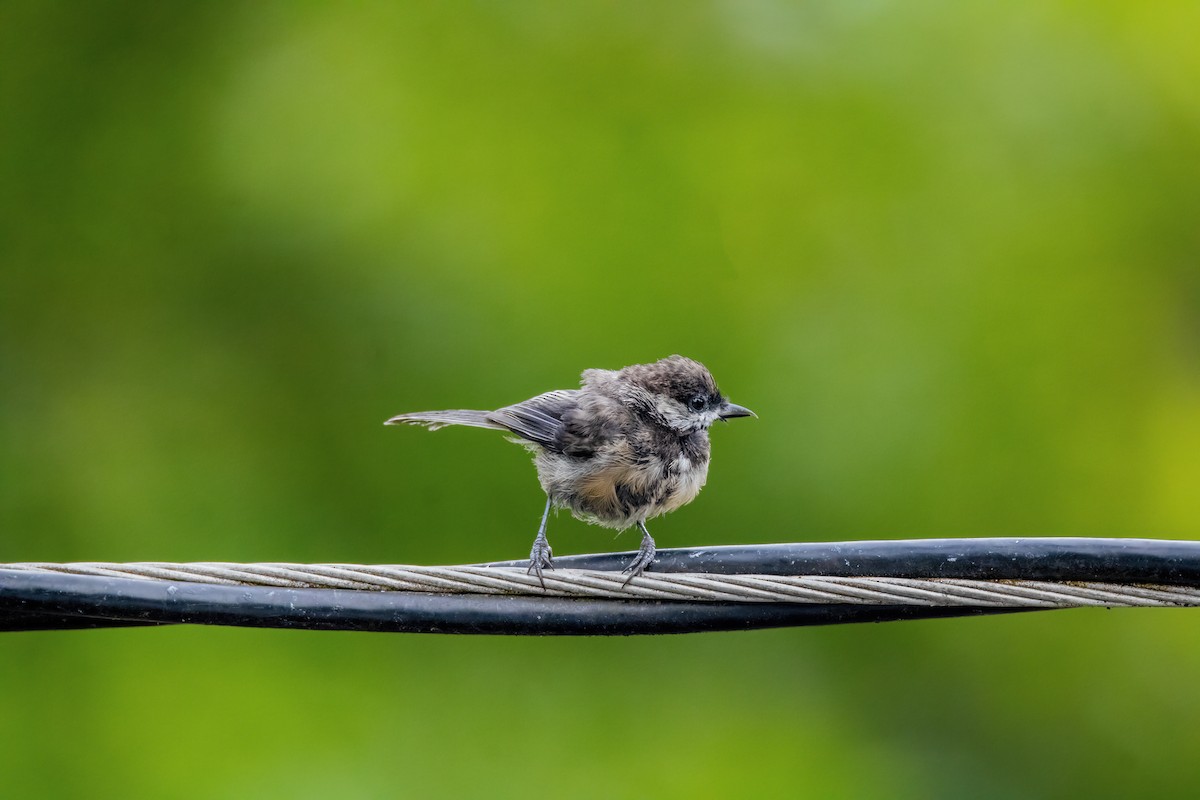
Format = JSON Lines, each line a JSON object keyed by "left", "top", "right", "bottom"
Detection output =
{"left": 527, "top": 532, "right": 554, "bottom": 589}
{"left": 621, "top": 534, "right": 656, "bottom": 587}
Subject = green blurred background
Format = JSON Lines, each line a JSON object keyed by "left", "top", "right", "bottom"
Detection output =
{"left": 3, "top": 2, "right": 1199, "bottom": 797}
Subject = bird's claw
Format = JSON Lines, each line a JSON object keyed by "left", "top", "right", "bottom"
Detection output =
{"left": 621, "top": 537, "right": 656, "bottom": 587}
{"left": 527, "top": 532, "right": 554, "bottom": 589}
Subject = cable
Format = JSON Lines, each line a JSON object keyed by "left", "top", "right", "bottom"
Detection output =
{"left": 3, "top": 538, "right": 1199, "bottom": 635}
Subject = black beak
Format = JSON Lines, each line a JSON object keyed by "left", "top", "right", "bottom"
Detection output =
{"left": 718, "top": 402, "right": 756, "bottom": 420}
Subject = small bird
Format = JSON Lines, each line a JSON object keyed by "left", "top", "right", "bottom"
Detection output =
{"left": 385, "top": 355, "right": 754, "bottom": 584}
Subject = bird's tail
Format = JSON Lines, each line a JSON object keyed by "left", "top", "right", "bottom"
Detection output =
{"left": 384, "top": 409, "right": 503, "bottom": 432}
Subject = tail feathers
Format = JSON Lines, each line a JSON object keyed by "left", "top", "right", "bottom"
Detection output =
{"left": 384, "top": 409, "right": 502, "bottom": 432}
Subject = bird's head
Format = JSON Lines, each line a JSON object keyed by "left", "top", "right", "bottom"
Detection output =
{"left": 612, "top": 355, "right": 755, "bottom": 435}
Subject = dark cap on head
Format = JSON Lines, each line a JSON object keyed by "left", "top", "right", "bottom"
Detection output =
{"left": 619, "top": 355, "right": 722, "bottom": 404}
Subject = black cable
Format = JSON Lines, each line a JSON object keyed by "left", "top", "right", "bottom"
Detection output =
{"left": 2, "top": 538, "right": 1197, "bottom": 635}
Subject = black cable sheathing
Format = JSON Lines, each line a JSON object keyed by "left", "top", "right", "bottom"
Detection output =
{"left": 3, "top": 538, "right": 1196, "bottom": 635}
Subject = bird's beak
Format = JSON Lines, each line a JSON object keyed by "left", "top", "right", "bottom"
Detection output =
{"left": 718, "top": 402, "right": 756, "bottom": 420}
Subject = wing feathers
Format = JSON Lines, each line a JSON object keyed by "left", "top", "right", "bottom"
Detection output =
{"left": 485, "top": 389, "right": 579, "bottom": 451}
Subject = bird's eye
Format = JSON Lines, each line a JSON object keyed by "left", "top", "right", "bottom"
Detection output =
{"left": 688, "top": 395, "right": 707, "bottom": 412}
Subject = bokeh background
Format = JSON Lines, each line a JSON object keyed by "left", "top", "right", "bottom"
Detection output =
{"left": 3, "top": 2, "right": 1200, "bottom": 797}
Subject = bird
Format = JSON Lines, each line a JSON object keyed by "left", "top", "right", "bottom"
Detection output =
{"left": 384, "top": 355, "right": 755, "bottom": 585}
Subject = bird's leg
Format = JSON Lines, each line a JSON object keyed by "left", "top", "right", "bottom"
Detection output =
{"left": 621, "top": 521, "right": 656, "bottom": 586}
{"left": 527, "top": 496, "right": 555, "bottom": 588}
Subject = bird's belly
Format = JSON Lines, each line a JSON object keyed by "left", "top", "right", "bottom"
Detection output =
{"left": 536, "top": 453, "right": 708, "bottom": 529}
{"left": 653, "top": 462, "right": 708, "bottom": 516}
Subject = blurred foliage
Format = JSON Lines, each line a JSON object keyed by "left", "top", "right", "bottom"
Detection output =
{"left": 2, "top": 1, "right": 1200, "bottom": 797}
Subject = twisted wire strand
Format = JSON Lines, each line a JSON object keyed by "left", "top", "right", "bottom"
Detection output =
{"left": 2, "top": 562, "right": 1198, "bottom": 608}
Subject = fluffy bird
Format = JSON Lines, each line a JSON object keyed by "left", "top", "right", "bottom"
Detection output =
{"left": 385, "top": 355, "right": 754, "bottom": 583}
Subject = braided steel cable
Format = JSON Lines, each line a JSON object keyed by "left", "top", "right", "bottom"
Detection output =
{"left": 3, "top": 539, "right": 1200, "bottom": 635}
{"left": 3, "top": 562, "right": 1199, "bottom": 608}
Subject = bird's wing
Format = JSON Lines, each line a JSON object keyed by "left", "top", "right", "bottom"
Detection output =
{"left": 485, "top": 389, "right": 580, "bottom": 452}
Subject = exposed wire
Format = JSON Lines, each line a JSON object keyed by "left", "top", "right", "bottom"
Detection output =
{"left": 3, "top": 538, "right": 1199, "bottom": 635}
{"left": 4, "top": 561, "right": 1199, "bottom": 608}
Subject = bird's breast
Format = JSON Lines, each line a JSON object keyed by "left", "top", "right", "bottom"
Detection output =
{"left": 534, "top": 424, "right": 714, "bottom": 528}
{"left": 654, "top": 453, "right": 709, "bottom": 515}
